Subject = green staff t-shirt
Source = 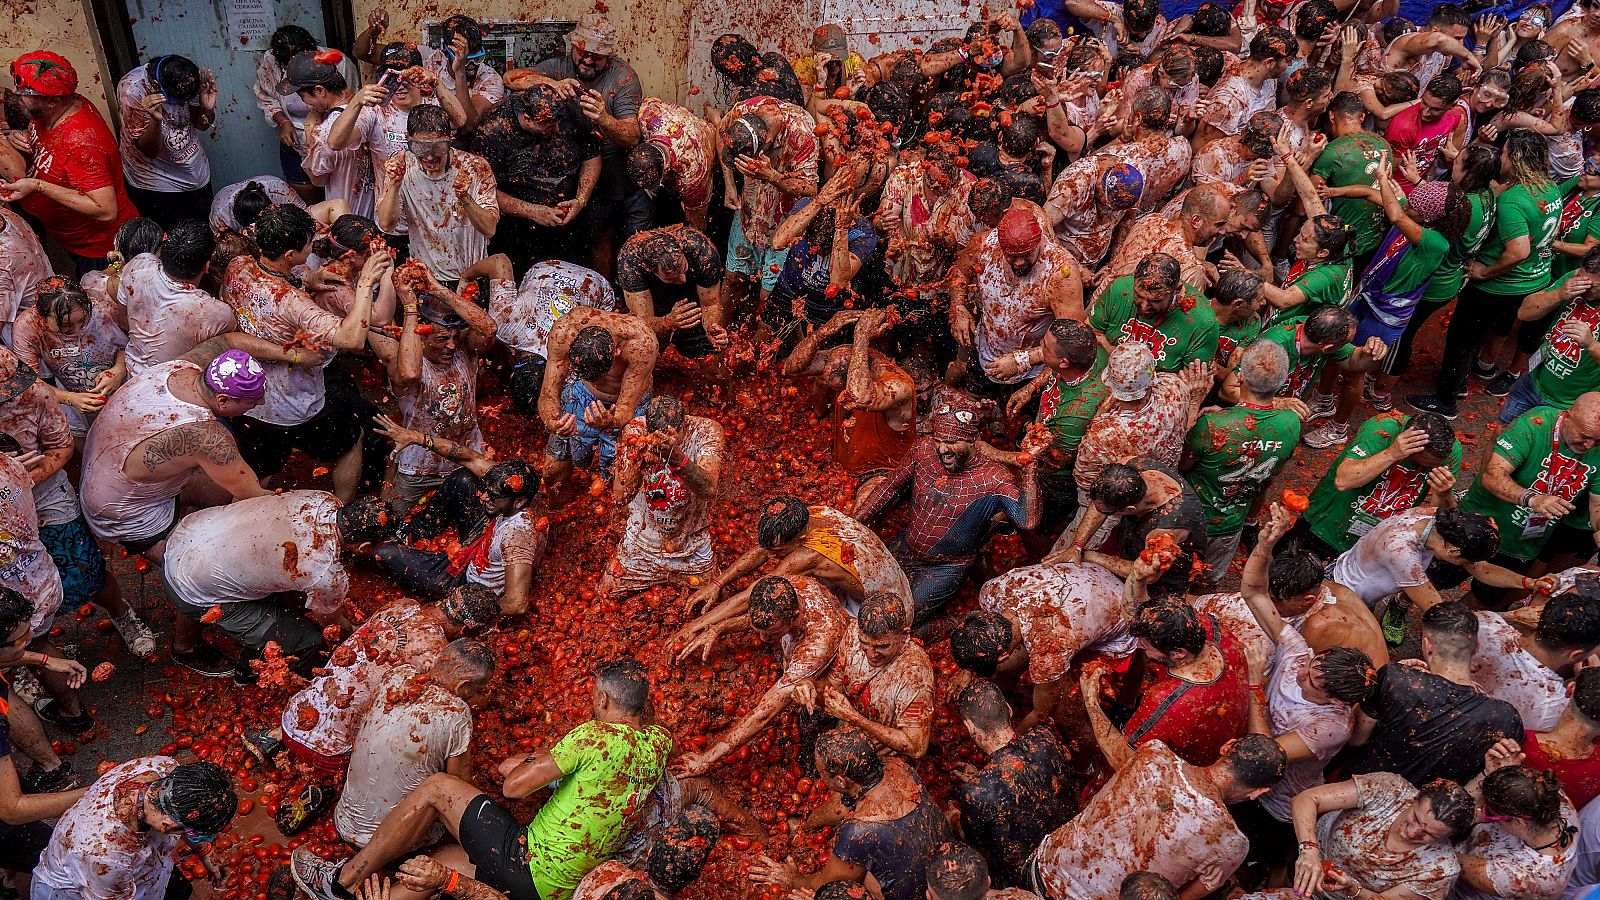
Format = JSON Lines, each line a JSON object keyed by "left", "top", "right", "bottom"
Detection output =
{"left": 1306, "top": 412, "right": 1463, "bottom": 554}
{"left": 1184, "top": 405, "right": 1302, "bottom": 533}
{"left": 1255, "top": 317, "right": 1354, "bottom": 398}
{"left": 1529, "top": 273, "right": 1600, "bottom": 409}
{"left": 1310, "top": 131, "right": 1390, "bottom": 258}
{"left": 1089, "top": 276, "right": 1219, "bottom": 371}
{"left": 1460, "top": 406, "right": 1600, "bottom": 560}
{"left": 1476, "top": 180, "right": 1568, "bottom": 297}
{"left": 1423, "top": 188, "right": 1495, "bottom": 303}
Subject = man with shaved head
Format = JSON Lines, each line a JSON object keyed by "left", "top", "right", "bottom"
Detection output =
{"left": 1100, "top": 183, "right": 1233, "bottom": 290}
{"left": 1458, "top": 392, "right": 1600, "bottom": 606}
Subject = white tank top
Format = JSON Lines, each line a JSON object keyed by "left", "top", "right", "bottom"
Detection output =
{"left": 80, "top": 360, "right": 215, "bottom": 542}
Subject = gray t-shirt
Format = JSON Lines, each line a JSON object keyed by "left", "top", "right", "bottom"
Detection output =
{"left": 532, "top": 55, "right": 642, "bottom": 163}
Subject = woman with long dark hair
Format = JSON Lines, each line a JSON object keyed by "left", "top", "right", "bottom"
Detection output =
{"left": 1409, "top": 129, "right": 1565, "bottom": 418}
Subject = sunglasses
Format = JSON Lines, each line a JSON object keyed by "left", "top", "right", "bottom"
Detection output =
{"left": 182, "top": 829, "right": 218, "bottom": 844}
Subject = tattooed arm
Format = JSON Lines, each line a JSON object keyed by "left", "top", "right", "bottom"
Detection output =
{"left": 140, "top": 421, "right": 268, "bottom": 501}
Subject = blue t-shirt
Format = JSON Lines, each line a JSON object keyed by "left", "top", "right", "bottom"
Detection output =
{"left": 775, "top": 199, "right": 880, "bottom": 324}
{"left": 832, "top": 792, "right": 951, "bottom": 900}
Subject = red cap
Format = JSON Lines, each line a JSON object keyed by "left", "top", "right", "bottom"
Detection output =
{"left": 10, "top": 51, "right": 77, "bottom": 97}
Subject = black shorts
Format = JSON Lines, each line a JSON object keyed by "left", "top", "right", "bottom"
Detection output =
{"left": 121, "top": 515, "right": 179, "bottom": 555}
{"left": 0, "top": 817, "right": 51, "bottom": 874}
{"left": 459, "top": 795, "right": 541, "bottom": 900}
{"left": 232, "top": 389, "right": 365, "bottom": 478}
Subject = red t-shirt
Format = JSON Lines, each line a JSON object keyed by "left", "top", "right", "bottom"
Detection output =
{"left": 1124, "top": 617, "right": 1251, "bottom": 766}
{"left": 21, "top": 101, "right": 137, "bottom": 257}
{"left": 1522, "top": 730, "right": 1600, "bottom": 810}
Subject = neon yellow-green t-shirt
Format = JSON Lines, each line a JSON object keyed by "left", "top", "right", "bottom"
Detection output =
{"left": 525, "top": 720, "right": 673, "bottom": 899}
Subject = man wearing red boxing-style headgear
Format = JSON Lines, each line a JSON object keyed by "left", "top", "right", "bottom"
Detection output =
{"left": 855, "top": 390, "right": 1048, "bottom": 625}
{"left": 1, "top": 51, "right": 137, "bottom": 274}
{"left": 948, "top": 206, "right": 1084, "bottom": 399}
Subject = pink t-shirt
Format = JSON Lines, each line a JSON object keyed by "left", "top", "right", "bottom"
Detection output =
{"left": 1385, "top": 103, "right": 1466, "bottom": 191}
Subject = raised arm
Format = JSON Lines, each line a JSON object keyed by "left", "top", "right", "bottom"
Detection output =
{"left": 1241, "top": 503, "right": 1294, "bottom": 643}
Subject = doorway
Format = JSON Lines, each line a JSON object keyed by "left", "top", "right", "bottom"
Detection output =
{"left": 95, "top": 0, "right": 355, "bottom": 189}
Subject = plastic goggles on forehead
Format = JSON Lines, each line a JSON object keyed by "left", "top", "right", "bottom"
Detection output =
{"left": 933, "top": 405, "right": 976, "bottom": 423}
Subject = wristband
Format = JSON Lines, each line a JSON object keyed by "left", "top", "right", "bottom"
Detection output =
{"left": 444, "top": 869, "right": 460, "bottom": 893}
{"left": 1072, "top": 541, "right": 1086, "bottom": 552}
{"left": 1520, "top": 487, "right": 1538, "bottom": 508}
{"left": 1299, "top": 840, "right": 1319, "bottom": 852}
{"left": 38, "top": 654, "right": 47, "bottom": 667}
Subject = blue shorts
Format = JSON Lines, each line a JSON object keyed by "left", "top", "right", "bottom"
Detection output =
{"left": 1351, "top": 297, "right": 1407, "bottom": 349}
{"left": 544, "top": 378, "right": 649, "bottom": 472}
{"left": 724, "top": 211, "right": 785, "bottom": 292}
{"left": 39, "top": 516, "right": 107, "bottom": 606}
{"left": 1498, "top": 372, "right": 1548, "bottom": 426}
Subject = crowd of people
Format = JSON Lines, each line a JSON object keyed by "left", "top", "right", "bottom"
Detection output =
{"left": 8, "top": 0, "right": 1600, "bottom": 896}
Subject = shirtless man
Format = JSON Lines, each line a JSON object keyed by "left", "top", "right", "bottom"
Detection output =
{"left": 1383, "top": 4, "right": 1480, "bottom": 92}
{"left": 1028, "top": 735, "right": 1287, "bottom": 899}
{"left": 781, "top": 308, "right": 916, "bottom": 506}
{"left": 538, "top": 308, "right": 658, "bottom": 502}
{"left": 673, "top": 574, "right": 848, "bottom": 773}
{"left": 681, "top": 495, "right": 912, "bottom": 625}
{"left": 602, "top": 396, "right": 725, "bottom": 599}
{"left": 951, "top": 561, "right": 1131, "bottom": 733}
{"left": 1231, "top": 503, "right": 1393, "bottom": 667}
{"left": 950, "top": 208, "right": 1085, "bottom": 396}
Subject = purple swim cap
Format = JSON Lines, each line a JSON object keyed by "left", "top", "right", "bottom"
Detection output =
{"left": 203, "top": 350, "right": 266, "bottom": 400}
{"left": 1100, "top": 163, "right": 1144, "bottom": 211}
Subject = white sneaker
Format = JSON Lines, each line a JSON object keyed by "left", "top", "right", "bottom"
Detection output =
{"left": 1307, "top": 391, "right": 1337, "bottom": 421}
{"left": 1303, "top": 419, "right": 1349, "bottom": 450}
{"left": 112, "top": 610, "right": 157, "bottom": 658}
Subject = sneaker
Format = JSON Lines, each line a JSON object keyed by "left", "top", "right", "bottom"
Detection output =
{"left": 243, "top": 729, "right": 285, "bottom": 768}
{"left": 290, "top": 846, "right": 347, "bottom": 900}
{"left": 20, "top": 761, "right": 78, "bottom": 793}
{"left": 1485, "top": 371, "right": 1518, "bottom": 397}
{"left": 1405, "top": 393, "right": 1459, "bottom": 420}
{"left": 34, "top": 699, "right": 94, "bottom": 736}
{"left": 1302, "top": 420, "right": 1350, "bottom": 450}
{"left": 1306, "top": 391, "right": 1337, "bottom": 421}
{"left": 172, "top": 644, "right": 237, "bottom": 678}
{"left": 276, "top": 783, "right": 334, "bottom": 836}
{"left": 266, "top": 864, "right": 297, "bottom": 900}
{"left": 1362, "top": 377, "right": 1393, "bottom": 412}
{"left": 1471, "top": 358, "right": 1500, "bottom": 380}
{"left": 1381, "top": 597, "right": 1412, "bottom": 647}
{"left": 110, "top": 610, "right": 156, "bottom": 658}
